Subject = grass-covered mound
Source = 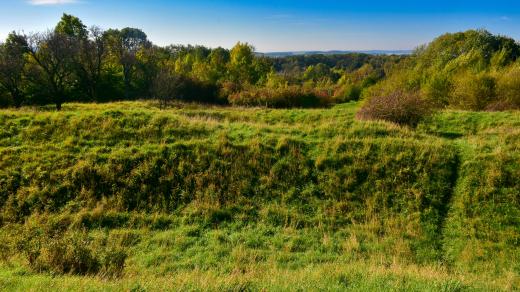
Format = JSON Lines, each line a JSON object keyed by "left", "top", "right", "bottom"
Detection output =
{"left": 421, "top": 111, "right": 520, "bottom": 277}
{"left": 0, "top": 102, "right": 518, "bottom": 290}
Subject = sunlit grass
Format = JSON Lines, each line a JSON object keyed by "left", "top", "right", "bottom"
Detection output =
{"left": 0, "top": 101, "right": 518, "bottom": 290}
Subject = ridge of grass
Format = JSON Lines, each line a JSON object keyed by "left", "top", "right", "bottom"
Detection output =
{"left": 0, "top": 101, "right": 518, "bottom": 290}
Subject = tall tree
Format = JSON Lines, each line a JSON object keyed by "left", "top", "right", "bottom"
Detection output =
{"left": 106, "top": 28, "right": 149, "bottom": 99}
{"left": 0, "top": 32, "right": 28, "bottom": 108}
{"left": 228, "top": 42, "right": 272, "bottom": 85}
{"left": 207, "top": 47, "right": 230, "bottom": 83}
{"left": 229, "top": 42, "right": 255, "bottom": 85}
{"left": 76, "top": 26, "right": 107, "bottom": 101}
{"left": 55, "top": 13, "right": 88, "bottom": 40}
{"left": 26, "top": 31, "right": 79, "bottom": 110}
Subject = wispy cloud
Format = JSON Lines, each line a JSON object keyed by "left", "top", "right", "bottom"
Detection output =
{"left": 500, "top": 16, "right": 511, "bottom": 21}
{"left": 28, "top": 0, "right": 79, "bottom": 5}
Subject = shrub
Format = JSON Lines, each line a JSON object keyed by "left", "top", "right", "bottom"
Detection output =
{"left": 35, "top": 230, "right": 100, "bottom": 275}
{"left": 495, "top": 65, "right": 520, "bottom": 110}
{"left": 228, "top": 86, "right": 331, "bottom": 108}
{"left": 451, "top": 73, "right": 496, "bottom": 110}
{"left": 13, "top": 220, "right": 128, "bottom": 277}
{"left": 99, "top": 248, "right": 127, "bottom": 278}
{"left": 333, "top": 83, "right": 362, "bottom": 103}
{"left": 485, "top": 99, "right": 519, "bottom": 111}
{"left": 0, "top": 90, "right": 12, "bottom": 108}
{"left": 218, "top": 80, "right": 241, "bottom": 99}
{"left": 152, "top": 69, "right": 223, "bottom": 107}
{"left": 356, "top": 90, "right": 433, "bottom": 127}
{"left": 421, "top": 72, "right": 452, "bottom": 107}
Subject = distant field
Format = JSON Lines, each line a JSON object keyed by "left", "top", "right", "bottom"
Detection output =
{"left": 0, "top": 101, "right": 518, "bottom": 291}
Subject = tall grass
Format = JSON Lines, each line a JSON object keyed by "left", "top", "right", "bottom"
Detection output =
{"left": 0, "top": 101, "right": 518, "bottom": 290}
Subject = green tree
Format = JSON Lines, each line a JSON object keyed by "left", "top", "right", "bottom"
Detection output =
{"left": 106, "top": 28, "right": 149, "bottom": 99}
{"left": 228, "top": 42, "right": 256, "bottom": 85}
{"left": 0, "top": 32, "right": 28, "bottom": 107}
{"left": 76, "top": 27, "right": 108, "bottom": 102}
{"left": 55, "top": 13, "right": 88, "bottom": 40}
{"left": 201, "top": 47, "right": 229, "bottom": 83}
{"left": 26, "top": 31, "right": 79, "bottom": 110}
{"left": 303, "top": 63, "right": 331, "bottom": 82}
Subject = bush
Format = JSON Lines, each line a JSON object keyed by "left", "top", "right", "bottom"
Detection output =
{"left": 152, "top": 70, "right": 224, "bottom": 107}
{"left": 228, "top": 86, "right": 331, "bottom": 108}
{"left": 421, "top": 72, "right": 452, "bottom": 107}
{"left": 99, "top": 248, "right": 127, "bottom": 278}
{"left": 451, "top": 73, "right": 496, "bottom": 110}
{"left": 485, "top": 99, "right": 519, "bottom": 111}
{"left": 13, "top": 220, "right": 127, "bottom": 277}
{"left": 218, "top": 80, "right": 241, "bottom": 100}
{"left": 35, "top": 230, "right": 100, "bottom": 275}
{"left": 356, "top": 90, "right": 433, "bottom": 127}
{"left": 495, "top": 65, "right": 520, "bottom": 110}
{"left": 333, "top": 84, "right": 362, "bottom": 103}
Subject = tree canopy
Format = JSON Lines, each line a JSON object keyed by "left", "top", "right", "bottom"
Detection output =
{"left": 0, "top": 15, "right": 518, "bottom": 111}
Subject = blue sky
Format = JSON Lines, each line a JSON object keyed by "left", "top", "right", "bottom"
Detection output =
{"left": 1, "top": 0, "right": 519, "bottom": 51}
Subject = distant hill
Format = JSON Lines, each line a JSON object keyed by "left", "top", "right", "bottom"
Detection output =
{"left": 260, "top": 50, "right": 413, "bottom": 57}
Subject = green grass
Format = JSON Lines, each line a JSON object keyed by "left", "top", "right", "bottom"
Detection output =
{"left": 0, "top": 101, "right": 518, "bottom": 291}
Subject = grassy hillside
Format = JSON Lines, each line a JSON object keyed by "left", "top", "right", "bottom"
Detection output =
{"left": 0, "top": 102, "right": 518, "bottom": 291}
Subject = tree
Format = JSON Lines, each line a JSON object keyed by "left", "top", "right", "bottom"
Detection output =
{"left": 303, "top": 63, "right": 332, "bottom": 82}
{"left": 228, "top": 42, "right": 256, "bottom": 85}
{"left": 76, "top": 27, "right": 107, "bottom": 102}
{"left": 228, "top": 42, "right": 272, "bottom": 85}
{"left": 26, "top": 31, "right": 79, "bottom": 110}
{"left": 106, "top": 28, "right": 149, "bottom": 99}
{"left": 0, "top": 32, "right": 28, "bottom": 108}
{"left": 209, "top": 47, "right": 230, "bottom": 75}
{"left": 152, "top": 67, "right": 181, "bottom": 108}
{"left": 55, "top": 13, "right": 88, "bottom": 40}
{"left": 136, "top": 45, "right": 168, "bottom": 98}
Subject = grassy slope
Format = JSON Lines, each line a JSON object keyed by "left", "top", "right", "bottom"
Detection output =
{"left": 0, "top": 102, "right": 518, "bottom": 291}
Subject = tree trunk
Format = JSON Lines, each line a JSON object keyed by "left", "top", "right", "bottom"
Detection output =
{"left": 124, "top": 77, "right": 131, "bottom": 100}
{"left": 13, "top": 92, "right": 22, "bottom": 108}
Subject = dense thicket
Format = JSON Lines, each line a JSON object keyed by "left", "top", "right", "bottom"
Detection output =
{"left": 363, "top": 29, "right": 520, "bottom": 114}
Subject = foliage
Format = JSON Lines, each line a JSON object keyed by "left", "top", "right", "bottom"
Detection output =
{"left": 370, "top": 29, "right": 520, "bottom": 111}
{"left": 494, "top": 62, "right": 520, "bottom": 110}
{"left": 2, "top": 16, "right": 520, "bottom": 112}
{"left": 0, "top": 32, "right": 28, "bottom": 108}
{"left": 152, "top": 68, "right": 222, "bottom": 107}
{"left": 0, "top": 14, "right": 406, "bottom": 109}
{"left": 357, "top": 90, "right": 433, "bottom": 127}
{"left": 228, "top": 85, "right": 331, "bottom": 108}
{"left": 55, "top": 13, "right": 88, "bottom": 39}
{"left": 451, "top": 72, "right": 496, "bottom": 110}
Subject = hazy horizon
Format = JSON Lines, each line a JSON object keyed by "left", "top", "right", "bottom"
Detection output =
{"left": 1, "top": 0, "right": 519, "bottom": 51}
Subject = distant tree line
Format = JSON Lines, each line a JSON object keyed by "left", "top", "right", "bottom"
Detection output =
{"left": 1, "top": 15, "right": 518, "bottom": 113}
{"left": 0, "top": 14, "right": 400, "bottom": 109}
